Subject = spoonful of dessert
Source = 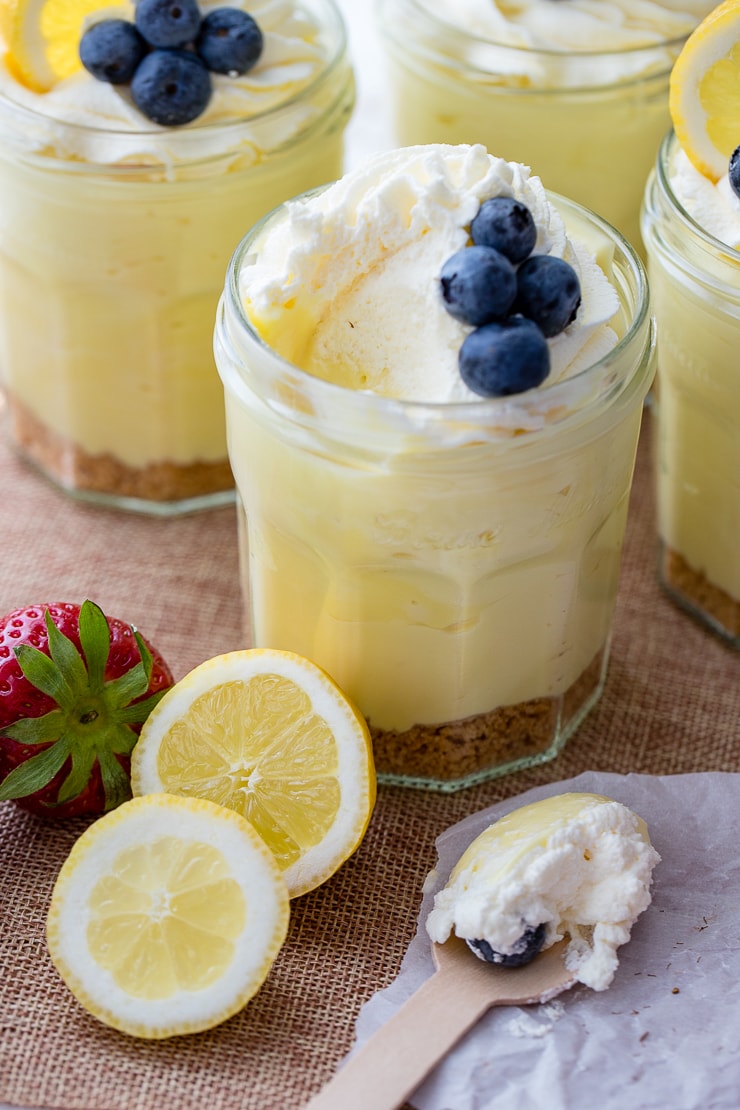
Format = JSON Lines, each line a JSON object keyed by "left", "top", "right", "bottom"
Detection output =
{"left": 306, "top": 792, "right": 660, "bottom": 1110}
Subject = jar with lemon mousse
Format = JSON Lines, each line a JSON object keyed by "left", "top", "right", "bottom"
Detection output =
{"left": 641, "top": 1, "right": 740, "bottom": 645}
{"left": 376, "top": 0, "right": 716, "bottom": 254}
{"left": 216, "top": 144, "right": 656, "bottom": 791}
{"left": 0, "top": 0, "right": 354, "bottom": 513}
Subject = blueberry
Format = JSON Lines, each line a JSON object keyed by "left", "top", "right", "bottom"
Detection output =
{"left": 195, "top": 8, "right": 263, "bottom": 75}
{"left": 730, "top": 146, "right": 740, "bottom": 201}
{"left": 131, "top": 49, "right": 212, "bottom": 126}
{"left": 466, "top": 923, "right": 547, "bottom": 968}
{"left": 440, "top": 245, "right": 517, "bottom": 327}
{"left": 515, "top": 255, "right": 581, "bottom": 338}
{"left": 459, "top": 317, "right": 550, "bottom": 397}
{"left": 471, "top": 196, "right": 537, "bottom": 265}
{"left": 134, "top": 0, "right": 201, "bottom": 49}
{"left": 79, "top": 20, "right": 147, "bottom": 85}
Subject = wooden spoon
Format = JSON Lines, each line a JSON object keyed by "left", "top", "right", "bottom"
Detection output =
{"left": 305, "top": 936, "right": 576, "bottom": 1110}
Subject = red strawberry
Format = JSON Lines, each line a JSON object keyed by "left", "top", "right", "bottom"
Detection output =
{"left": 0, "top": 600, "right": 173, "bottom": 819}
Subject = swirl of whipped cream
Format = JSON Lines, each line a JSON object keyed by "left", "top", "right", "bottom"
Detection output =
{"left": 669, "top": 147, "right": 740, "bottom": 251}
{"left": 418, "top": 0, "right": 716, "bottom": 52}
{"left": 242, "top": 143, "right": 620, "bottom": 403}
{"left": 0, "top": 0, "right": 338, "bottom": 166}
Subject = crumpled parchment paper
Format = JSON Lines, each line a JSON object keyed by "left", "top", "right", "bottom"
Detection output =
{"left": 352, "top": 771, "right": 740, "bottom": 1110}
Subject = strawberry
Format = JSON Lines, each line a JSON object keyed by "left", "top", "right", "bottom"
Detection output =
{"left": 0, "top": 600, "right": 173, "bottom": 819}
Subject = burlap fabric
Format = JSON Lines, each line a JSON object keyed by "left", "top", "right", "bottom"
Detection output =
{"left": 1, "top": 411, "right": 738, "bottom": 1110}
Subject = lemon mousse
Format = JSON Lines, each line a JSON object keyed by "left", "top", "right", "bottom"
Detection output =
{"left": 377, "top": 0, "right": 717, "bottom": 252}
{"left": 642, "top": 0, "right": 740, "bottom": 644}
{"left": 0, "top": 0, "right": 354, "bottom": 511}
{"left": 426, "top": 793, "right": 660, "bottom": 990}
{"left": 215, "top": 143, "right": 655, "bottom": 790}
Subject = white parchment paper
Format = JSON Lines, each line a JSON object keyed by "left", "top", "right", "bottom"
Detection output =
{"left": 352, "top": 771, "right": 740, "bottom": 1110}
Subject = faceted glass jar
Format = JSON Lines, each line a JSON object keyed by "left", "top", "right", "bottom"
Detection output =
{"left": 0, "top": 0, "right": 354, "bottom": 514}
{"left": 376, "top": 0, "right": 695, "bottom": 254}
{"left": 642, "top": 131, "right": 740, "bottom": 646}
{"left": 215, "top": 193, "right": 655, "bottom": 791}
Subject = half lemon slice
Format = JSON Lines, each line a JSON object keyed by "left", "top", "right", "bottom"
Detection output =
{"left": 131, "top": 649, "right": 376, "bottom": 898}
{"left": 669, "top": 0, "right": 740, "bottom": 181}
{"left": 0, "top": 0, "right": 131, "bottom": 92}
{"left": 47, "top": 793, "right": 290, "bottom": 1039}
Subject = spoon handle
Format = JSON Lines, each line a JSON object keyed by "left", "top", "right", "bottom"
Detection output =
{"left": 304, "top": 938, "right": 574, "bottom": 1110}
{"left": 304, "top": 963, "right": 488, "bottom": 1110}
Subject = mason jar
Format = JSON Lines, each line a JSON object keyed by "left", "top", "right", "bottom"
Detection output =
{"left": 642, "top": 131, "right": 740, "bottom": 646}
{"left": 215, "top": 191, "right": 655, "bottom": 791}
{"left": 376, "top": 0, "right": 699, "bottom": 254}
{"left": 0, "top": 0, "right": 354, "bottom": 514}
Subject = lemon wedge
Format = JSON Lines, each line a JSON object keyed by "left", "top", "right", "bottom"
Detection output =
{"left": 669, "top": 0, "right": 740, "bottom": 181}
{"left": 47, "top": 793, "right": 290, "bottom": 1039}
{"left": 131, "top": 649, "right": 376, "bottom": 899}
{"left": 0, "top": 0, "right": 132, "bottom": 92}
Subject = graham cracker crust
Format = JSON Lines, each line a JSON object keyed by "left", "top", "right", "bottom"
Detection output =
{"left": 662, "top": 545, "right": 740, "bottom": 641}
{"left": 7, "top": 394, "right": 233, "bottom": 505}
{"left": 370, "top": 647, "right": 606, "bottom": 787}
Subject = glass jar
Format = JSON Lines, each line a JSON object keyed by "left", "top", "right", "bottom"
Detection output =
{"left": 642, "top": 131, "right": 740, "bottom": 646}
{"left": 0, "top": 0, "right": 354, "bottom": 514}
{"left": 376, "top": 0, "right": 696, "bottom": 254}
{"left": 215, "top": 192, "right": 655, "bottom": 791}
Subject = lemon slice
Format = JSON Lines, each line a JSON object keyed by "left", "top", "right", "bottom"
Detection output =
{"left": 47, "top": 793, "right": 290, "bottom": 1039}
{"left": 0, "top": 0, "right": 132, "bottom": 93}
{"left": 669, "top": 0, "right": 740, "bottom": 182}
{"left": 131, "top": 649, "right": 376, "bottom": 899}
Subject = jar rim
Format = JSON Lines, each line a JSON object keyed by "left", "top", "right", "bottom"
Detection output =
{"left": 221, "top": 184, "right": 653, "bottom": 435}
{"left": 655, "top": 130, "right": 740, "bottom": 261}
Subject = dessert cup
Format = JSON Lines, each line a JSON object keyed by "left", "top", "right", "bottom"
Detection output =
{"left": 642, "top": 131, "right": 740, "bottom": 646}
{"left": 376, "top": 0, "right": 697, "bottom": 254}
{"left": 0, "top": 0, "right": 354, "bottom": 514}
{"left": 215, "top": 191, "right": 654, "bottom": 791}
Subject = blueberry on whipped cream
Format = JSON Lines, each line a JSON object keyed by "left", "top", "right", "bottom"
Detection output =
{"left": 471, "top": 196, "right": 537, "bottom": 265}
{"left": 459, "top": 317, "right": 550, "bottom": 397}
{"left": 467, "top": 923, "right": 547, "bottom": 968}
{"left": 730, "top": 146, "right": 740, "bottom": 200}
{"left": 516, "top": 254, "right": 582, "bottom": 338}
{"left": 135, "top": 0, "right": 202, "bottom": 48}
{"left": 440, "top": 245, "right": 517, "bottom": 325}
{"left": 79, "top": 3, "right": 264, "bottom": 126}
{"left": 439, "top": 197, "right": 581, "bottom": 397}
{"left": 78, "top": 20, "right": 147, "bottom": 85}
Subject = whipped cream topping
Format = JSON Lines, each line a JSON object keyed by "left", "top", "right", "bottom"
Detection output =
{"left": 242, "top": 143, "right": 619, "bottom": 404}
{"left": 419, "top": 0, "right": 714, "bottom": 51}
{"left": 411, "top": 0, "right": 716, "bottom": 88}
{"left": 426, "top": 793, "right": 660, "bottom": 992}
{"left": 0, "top": 0, "right": 335, "bottom": 166}
{"left": 670, "top": 147, "right": 740, "bottom": 250}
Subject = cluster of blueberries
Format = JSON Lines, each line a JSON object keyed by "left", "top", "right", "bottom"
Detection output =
{"left": 439, "top": 196, "right": 582, "bottom": 398}
{"left": 730, "top": 146, "right": 740, "bottom": 199}
{"left": 79, "top": 0, "right": 264, "bottom": 126}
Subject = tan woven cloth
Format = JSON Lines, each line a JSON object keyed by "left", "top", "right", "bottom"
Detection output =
{"left": 0, "top": 411, "right": 738, "bottom": 1110}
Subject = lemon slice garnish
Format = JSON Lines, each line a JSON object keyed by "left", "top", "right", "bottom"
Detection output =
{"left": 669, "top": 0, "right": 740, "bottom": 182}
{"left": 47, "top": 793, "right": 290, "bottom": 1038}
{"left": 131, "top": 649, "right": 376, "bottom": 899}
{"left": 0, "top": 0, "right": 132, "bottom": 92}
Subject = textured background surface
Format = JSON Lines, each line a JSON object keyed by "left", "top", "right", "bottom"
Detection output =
{"left": 1, "top": 2, "right": 739, "bottom": 1108}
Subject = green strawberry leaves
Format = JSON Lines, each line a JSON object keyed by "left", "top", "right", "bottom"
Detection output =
{"left": 0, "top": 600, "right": 168, "bottom": 811}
